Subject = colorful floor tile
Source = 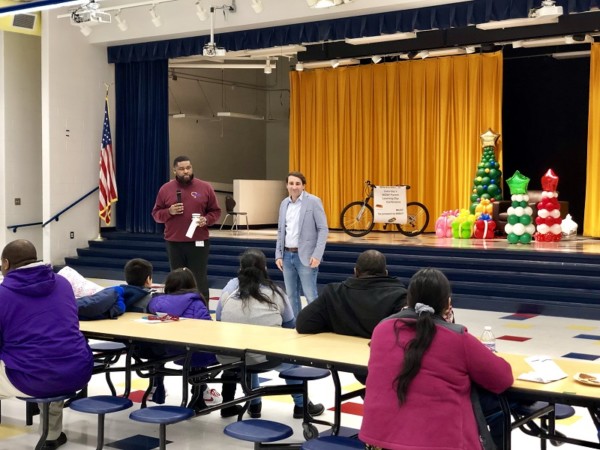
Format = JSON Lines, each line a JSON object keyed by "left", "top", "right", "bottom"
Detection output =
{"left": 574, "top": 334, "right": 600, "bottom": 340}
{"left": 562, "top": 352, "right": 600, "bottom": 361}
{"left": 497, "top": 335, "right": 531, "bottom": 342}
{"left": 501, "top": 313, "right": 539, "bottom": 320}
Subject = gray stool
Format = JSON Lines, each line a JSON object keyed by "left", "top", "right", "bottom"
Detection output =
{"left": 69, "top": 395, "right": 133, "bottom": 449}
{"left": 129, "top": 405, "right": 194, "bottom": 450}
{"left": 302, "top": 436, "right": 364, "bottom": 449}
{"left": 19, "top": 393, "right": 75, "bottom": 450}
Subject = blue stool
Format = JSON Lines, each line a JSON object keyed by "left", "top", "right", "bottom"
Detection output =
{"left": 129, "top": 405, "right": 194, "bottom": 450}
{"left": 279, "top": 367, "right": 330, "bottom": 440}
{"left": 90, "top": 341, "right": 128, "bottom": 396}
{"left": 19, "top": 393, "right": 75, "bottom": 450}
{"left": 301, "top": 435, "right": 364, "bottom": 449}
{"left": 224, "top": 419, "right": 293, "bottom": 449}
{"left": 69, "top": 395, "right": 133, "bottom": 449}
{"left": 513, "top": 402, "right": 575, "bottom": 449}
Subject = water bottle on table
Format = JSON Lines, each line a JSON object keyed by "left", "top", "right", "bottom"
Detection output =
{"left": 480, "top": 326, "right": 496, "bottom": 352}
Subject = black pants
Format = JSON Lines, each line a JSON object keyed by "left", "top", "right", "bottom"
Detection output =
{"left": 166, "top": 240, "right": 210, "bottom": 303}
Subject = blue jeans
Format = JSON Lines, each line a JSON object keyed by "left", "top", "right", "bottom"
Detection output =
{"left": 250, "top": 364, "right": 303, "bottom": 407}
{"left": 282, "top": 251, "right": 319, "bottom": 317}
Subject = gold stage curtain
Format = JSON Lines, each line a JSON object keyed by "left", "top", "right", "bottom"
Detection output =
{"left": 584, "top": 43, "right": 600, "bottom": 237}
{"left": 289, "top": 52, "right": 503, "bottom": 231}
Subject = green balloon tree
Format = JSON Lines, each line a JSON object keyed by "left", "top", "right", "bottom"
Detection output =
{"left": 470, "top": 129, "right": 503, "bottom": 214}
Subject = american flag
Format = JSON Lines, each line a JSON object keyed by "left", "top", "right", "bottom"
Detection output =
{"left": 99, "top": 97, "right": 118, "bottom": 224}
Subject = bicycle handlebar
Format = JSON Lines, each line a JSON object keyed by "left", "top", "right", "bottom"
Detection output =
{"left": 365, "top": 180, "right": 411, "bottom": 190}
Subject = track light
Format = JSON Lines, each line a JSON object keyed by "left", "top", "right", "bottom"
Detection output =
{"left": 149, "top": 6, "right": 161, "bottom": 27}
{"left": 264, "top": 59, "right": 272, "bottom": 74}
{"left": 331, "top": 59, "right": 340, "bottom": 68}
{"left": 251, "top": 0, "right": 263, "bottom": 13}
{"left": 295, "top": 62, "right": 304, "bottom": 71}
{"left": 196, "top": 1, "right": 207, "bottom": 20}
{"left": 79, "top": 23, "right": 92, "bottom": 36}
{"left": 115, "top": 10, "right": 127, "bottom": 31}
{"left": 371, "top": 55, "right": 382, "bottom": 64}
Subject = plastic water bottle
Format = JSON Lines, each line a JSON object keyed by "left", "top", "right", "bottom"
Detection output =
{"left": 480, "top": 326, "right": 496, "bottom": 352}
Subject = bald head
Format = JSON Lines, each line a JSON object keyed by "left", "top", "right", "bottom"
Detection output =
{"left": 355, "top": 250, "right": 387, "bottom": 277}
{"left": 1, "top": 239, "right": 38, "bottom": 275}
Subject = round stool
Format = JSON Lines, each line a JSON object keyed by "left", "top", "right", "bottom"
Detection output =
{"left": 129, "top": 406, "right": 194, "bottom": 450}
{"left": 302, "top": 436, "right": 365, "bottom": 449}
{"left": 70, "top": 395, "right": 133, "bottom": 450}
{"left": 278, "top": 367, "right": 330, "bottom": 382}
{"left": 224, "top": 419, "right": 293, "bottom": 446}
{"left": 514, "top": 401, "right": 575, "bottom": 449}
{"left": 19, "top": 393, "right": 75, "bottom": 450}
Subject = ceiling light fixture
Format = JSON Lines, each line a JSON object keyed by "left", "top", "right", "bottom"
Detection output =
{"left": 217, "top": 112, "right": 264, "bottom": 120}
{"left": 371, "top": 55, "right": 382, "bottom": 64}
{"left": 345, "top": 32, "right": 417, "bottom": 45}
{"left": 0, "top": 0, "right": 87, "bottom": 17}
{"left": 331, "top": 59, "right": 340, "bottom": 68}
{"left": 196, "top": 1, "right": 208, "bottom": 20}
{"left": 552, "top": 50, "right": 591, "bottom": 60}
{"left": 115, "top": 10, "right": 127, "bottom": 31}
{"left": 264, "top": 58, "right": 272, "bottom": 74}
{"left": 513, "top": 34, "right": 593, "bottom": 48}
{"left": 251, "top": 0, "right": 263, "bottom": 13}
{"left": 476, "top": 0, "right": 563, "bottom": 30}
{"left": 306, "top": 0, "right": 352, "bottom": 8}
{"left": 79, "top": 23, "right": 92, "bottom": 35}
{"left": 300, "top": 58, "right": 359, "bottom": 69}
{"left": 295, "top": 62, "right": 304, "bottom": 71}
{"left": 149, "top": 5, "right": 161, "bottom": 27}
{"left": 169, "top": 62, "right": 276, "bottom": 70}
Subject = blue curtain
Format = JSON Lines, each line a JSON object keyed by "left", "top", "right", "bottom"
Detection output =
{"left": 115, "top": 60, "right": 169, "bottom": 233}
{"left": 107, "top": 0, "right": 600, "bottom": 63}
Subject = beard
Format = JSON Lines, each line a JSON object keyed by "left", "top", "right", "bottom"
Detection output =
{"left": 175, "top": 173, "right": 194, "bottom": 185}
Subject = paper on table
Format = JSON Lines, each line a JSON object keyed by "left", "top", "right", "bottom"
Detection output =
{"left": 517, "top": 355, "right": 568, "bottom": 384}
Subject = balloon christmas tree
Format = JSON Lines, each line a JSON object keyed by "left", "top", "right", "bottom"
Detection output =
{"left": 470, "top": 129, "right": 503, "bottom": 214}
{"left": 534, "top": 169, "right": 563, "bottom": 242}
{"left": 504, "top": 170, "right": 536, "bottom": 244}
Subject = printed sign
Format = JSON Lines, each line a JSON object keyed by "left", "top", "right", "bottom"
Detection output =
{"left": 373, "top": 186, "right": 407, "bottom": 224}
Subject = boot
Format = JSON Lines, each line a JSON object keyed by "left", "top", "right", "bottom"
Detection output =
{"left": 220, "top": 371, "right": 243, "bottom": 418}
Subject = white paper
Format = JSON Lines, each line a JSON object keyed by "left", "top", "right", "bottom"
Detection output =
{"left": 517, "top": 355, "right": 568, "bottom": 384}
{"left": 185, "top": 218, "right": 198, "bottom": 238}
{"left": 373, "top": 186, "right": 407, "bottom": 224}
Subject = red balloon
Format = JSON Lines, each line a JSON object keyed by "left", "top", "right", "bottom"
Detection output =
{"left": 535, "top": 217, "right": 544, "bottom": 225}
{"left": 541, "top": 168, "right": 559, "bottom": 192}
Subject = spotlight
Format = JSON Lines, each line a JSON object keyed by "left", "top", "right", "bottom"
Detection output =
{"left": 196, "top": 1, "right": 208, "bottom": 21}
{"left": 264, "top": 59, "right": 272, "bottom": 74}
{"left": 419, "top": 50, "right": 430, "bottom": 59}
{"left": 295, "top": 62, "right": 304, "bottom": 71}
{"left": 115, "top": 10, "right": 127, "bottom": 31}
{"left": 331, "top": 59, "right": 340, "bottom": 68}
{"left": 251, "top": 0, "right": 263, "bottom": 13}
{"left": 371, "top": 55, "right": 382, "bottom": 64}
{"left": 150, "top": 6, "right": 161, "bottom": 27}
{"left": 80, "top": 24, "right": 92, "bottom": 36}
{"left": 465, "top": 46, "right": 476, "bottom": 54}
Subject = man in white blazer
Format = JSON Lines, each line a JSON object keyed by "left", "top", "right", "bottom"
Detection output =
{"left": 275, "top": 172, "right": 329, "bottom": 317}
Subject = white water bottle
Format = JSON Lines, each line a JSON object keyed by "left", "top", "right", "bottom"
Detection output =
{"left": 480, "top": 326, "right": 496, "bottom": 352}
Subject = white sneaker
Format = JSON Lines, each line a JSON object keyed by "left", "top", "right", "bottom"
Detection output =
{"left": 203, "top": 388, "right": 222, "bottom": 405}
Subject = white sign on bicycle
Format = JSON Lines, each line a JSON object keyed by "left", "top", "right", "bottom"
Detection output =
{"left": 373, "top": 186, "right": 407, "bottom": 224}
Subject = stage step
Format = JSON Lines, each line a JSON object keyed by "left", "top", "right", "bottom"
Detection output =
{"left": 62, "top": 231, "right": 600, "bottom": 319}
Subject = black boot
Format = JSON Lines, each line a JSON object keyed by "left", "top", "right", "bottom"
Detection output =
{"left": 220, "top": 371, "right": 243, "bottom": 418}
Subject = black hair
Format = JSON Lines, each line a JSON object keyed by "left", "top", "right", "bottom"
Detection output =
{"left": 173, "top": 155, "right": 191, "bottom": 167}
{"left": 394, "top": 268, "right": 451, "bottom": 404}
{"left": 237, "top": 248, "right": 284, "bottom": 308}
{"left": 164, "top": 268, "right": 198, "bottom": 295}
{"left": 355, "top": 250, "right": 387, "bottom": 276}
{"left": 1, "top": 239, "right": 37, "bottom": 270}
{"left": 124, "top": 258, "right": 153, "bottom": 287}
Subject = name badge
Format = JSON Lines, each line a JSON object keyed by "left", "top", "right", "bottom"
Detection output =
{"left": 195, "top": 241, "right": 205, "bottom": 247}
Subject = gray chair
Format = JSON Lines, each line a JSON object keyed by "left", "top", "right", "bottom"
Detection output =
{"left": 220, "top": 195, "right": 249, "bottom": 232}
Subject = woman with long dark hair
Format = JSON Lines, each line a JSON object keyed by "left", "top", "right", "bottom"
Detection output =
{"left": 360, "top": 268, "right": 513, "bottom": 450}
{"left": 216, "top": 248, "right": 324, "bottom": 419}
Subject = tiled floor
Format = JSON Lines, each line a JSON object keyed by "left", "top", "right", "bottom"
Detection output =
{"left": 2, "top": 299, "right": 600, "bottom": 449}
{"left": 1, "top": 231, "right": 600, "bottom": 449}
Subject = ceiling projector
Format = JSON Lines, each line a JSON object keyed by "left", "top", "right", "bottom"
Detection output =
{"left": 71, "top": 9, "right": 112, "bottom": 24}
{"left": 203, "top": 43, "right": 226, "bottom": 57}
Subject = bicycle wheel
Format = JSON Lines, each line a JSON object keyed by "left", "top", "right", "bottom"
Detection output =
{"left": 397, "top": 202, "right": 430, "bottom": 237}
{"left": 340, "top": 202, "right": 375, "bottom": 237}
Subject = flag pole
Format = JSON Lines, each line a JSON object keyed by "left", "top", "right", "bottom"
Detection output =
{"left": 94, "top": 217, "right": 105, "bottom": 241}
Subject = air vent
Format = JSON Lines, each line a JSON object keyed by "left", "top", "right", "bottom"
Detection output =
{"left": 13, "top": 14, "right": 37, "bottom": 30}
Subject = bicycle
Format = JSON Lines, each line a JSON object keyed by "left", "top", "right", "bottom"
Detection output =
{"left": 340, "top": 180, "right": 430, "bottom": 237}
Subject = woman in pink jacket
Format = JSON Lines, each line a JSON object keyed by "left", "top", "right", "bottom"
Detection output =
{"left": 360, "top": 268, "right": 514, "bottom": 450}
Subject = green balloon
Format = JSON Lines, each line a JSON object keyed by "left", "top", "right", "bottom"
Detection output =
{"left": 481, "top": 176, "right": 491, "bottom": 186}
{"left": 511, "top": 201, "right": 520, "bottom": 207}
{"left": 506, "top": 170, "right": 530, "bottom": 195}
{"left": 489, "top": 169, "right": 499, "bottom": 179}
{"left": 477, "top": 169, "right": 486, "bottom": 177}
{"left": 481, "top": 193, "right": 491, "bottom": 200}
{"left": 520, "top": 200, "right": 528, "bottom": 208}
{"left": 507, "top": 233, "right": 519, "bottom": 244}
{"left": 508, "top": 215, "right": 519, "bottom": 225}
{"left": 520, "top": 215, "right": 532, "bottom": 225}
{"left": 519, "top": 233, "right": 532, "bottom": 244}
{"left": 471, "top": 194, "right": 479, "bottom": 203}
{"left": 487, "top": 184, "right": 500, "bottom": 197}
{"left": 476, "top": 185, "right": 485, "bottom": 195}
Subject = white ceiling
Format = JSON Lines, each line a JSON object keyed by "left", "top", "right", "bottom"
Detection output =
{"left": 55, "top": 0, "right": 473, "bottom": 46}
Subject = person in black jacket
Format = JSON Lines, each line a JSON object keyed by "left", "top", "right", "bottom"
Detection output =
{"left": 296, "top": 249, "right": 407, "bottom": 338}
